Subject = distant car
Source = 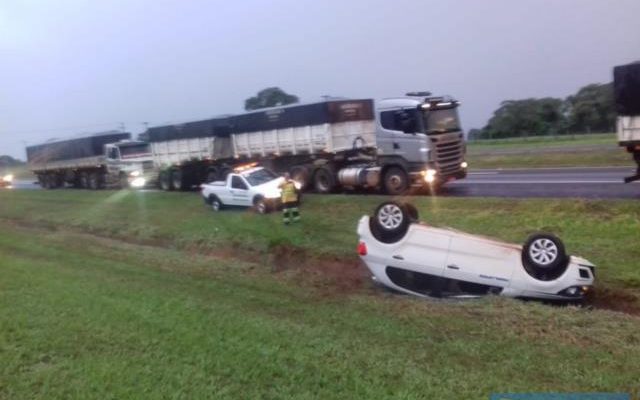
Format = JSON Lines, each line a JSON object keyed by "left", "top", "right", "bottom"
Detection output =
{"left": 0, "top": 173, "right": 13, "bottom": 188}
{"left": 201, "top": 166, "right": 290, "bottom": 214}
{"left": 357, "top": 201, "right": 595, "bottom": 301}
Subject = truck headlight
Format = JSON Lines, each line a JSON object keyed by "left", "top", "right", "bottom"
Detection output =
{"left": 422, "top": 169, "right": 437, "bottom": 183}
{"left": 130, "top": 177, "right": 146, "bottom": 188}
{"left": 129, "top": 170, "right": 142, "bottom": 177}
{"left": 461, "top": 161, "right": 468, "bottom": 169}
{"left": 2, "top": 174, "right": 13, "bottom": 182}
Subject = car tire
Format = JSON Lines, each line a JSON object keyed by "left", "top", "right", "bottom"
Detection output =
{"left": 383, "top": 166, "right": 409, "bottom": 195}
{"left": 209, "top": 195, "right": 223, "bottom": 212}
{"left": 369, "top": 201, "right": 411, "bottom": 244}
{"left": 522, "top": 233, "right": 569, "bottom": 281}
{"left": 313, "top": 166, "right": 336, "bottom": 194}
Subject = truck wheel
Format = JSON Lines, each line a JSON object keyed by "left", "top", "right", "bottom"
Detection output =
{"left": 88, "top": 172, "right": 102, "bottom": 190}
{"left": 159, "top": 171, "right": 172, "bottom": 191}
{"left": 79, "top": 172, "right": 89, "bottom": 189}
{"left": 220, "top": 168, "right": 232, "bottom": 180}
{"left": 119, "top": 173, "right": 129, "bottom": 189}
{"left": 369, "top": 201, "right": 411, "bottom": 244}
{"left": 209, "top": 195, "right": 223, "bottom": 211}
{"left": 290, "top": 166, "right": 310, "bottom": 191}
{"left": 39, "top": 174, "right": 50, "bottom": 189}
{"left": 171, "top": 169, "right": 187, "bottom": 191}
{"left": 522, "top": 233, "right": 569, "bottom": 281}
{"left": 313, "top": 167, "right": 336, "bottom": 194}
{"left": 253, "top": 197, "right": 269, "bottom": 214}
{"left": 383, "top": 167, "right": 409, "bottom": 195}
{"left": 206, "top": 168, "right": 218, "bottom": 183}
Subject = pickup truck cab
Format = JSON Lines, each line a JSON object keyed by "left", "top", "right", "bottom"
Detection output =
{"left": 201, "top": 166, "right": 285, "bottom": 214}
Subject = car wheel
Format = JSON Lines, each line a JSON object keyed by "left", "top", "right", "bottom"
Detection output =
{"left": 209, "top": 195, "right": 223, "bottom": 212}
{"left": 383, "top": 166, "right": 409, "bottom": 195}
{"left": 522, "top": 233, "right": 569, "bottom": 281}
{"left": 369, "top": 201, "right": 411, "bottom": 244}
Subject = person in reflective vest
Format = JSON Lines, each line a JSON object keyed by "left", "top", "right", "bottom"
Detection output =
{"left": 279, "top": 173, "right": 300, "bottom": 224}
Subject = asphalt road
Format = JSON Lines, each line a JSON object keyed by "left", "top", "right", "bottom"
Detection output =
{"left": 443, "top": 166, "right": 640, "bottom": 199}
{"left": 5, "top": 166, "right": 640, "bottom": 199}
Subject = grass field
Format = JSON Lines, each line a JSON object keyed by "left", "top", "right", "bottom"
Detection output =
{"left": 1, "top": 190, "right": 640, "bottom": 398}
{"left": 466, "top": 133, "right": 635, "bottom": 169}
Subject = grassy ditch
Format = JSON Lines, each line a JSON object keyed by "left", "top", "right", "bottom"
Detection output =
{"left": 2, "top": 223, "right": 640, "bottom": 399}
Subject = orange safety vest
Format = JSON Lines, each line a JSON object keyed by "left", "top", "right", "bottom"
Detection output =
{"left": 279, "top": 180, "right": 298, "bottom": 203}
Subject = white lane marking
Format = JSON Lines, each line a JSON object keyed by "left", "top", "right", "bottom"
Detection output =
{"left": 455, "top": 180, "right": 624, "bottom": 184}
{"left": 468, "top": 172, "right": 499, "bottom": 175}
{"left": 474, "top": 166, "right": 635, "bottom": 172}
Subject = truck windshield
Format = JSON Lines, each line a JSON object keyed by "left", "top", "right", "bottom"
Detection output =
{"left": 243, "top": 169, "right": 277, "bottom": 186}
{"left": 422, "top": 107, "right": 461, "bottom": 134}
{"left": 118, "top": 143, "right": 151, "bottom": 158}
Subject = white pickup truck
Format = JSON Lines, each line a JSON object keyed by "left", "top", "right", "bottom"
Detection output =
{"left": 201, "top": 166, "right": 286, "bottom": 214}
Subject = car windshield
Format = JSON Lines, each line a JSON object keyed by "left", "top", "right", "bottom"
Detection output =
{"left": 118, "top": 143, "right": 151, "bottom": 158}
{"left": 422, "top": 107, "right": 461, "bottom": 134}
{"left": 243, "top": 169, "right": 277, "bottom": 186}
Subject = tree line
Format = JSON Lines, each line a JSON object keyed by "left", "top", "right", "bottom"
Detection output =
{"left": 470, "top": 82, "right": 615, "bottom": 140}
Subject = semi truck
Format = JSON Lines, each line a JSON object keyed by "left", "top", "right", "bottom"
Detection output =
{"left": 614, "top": 62, "right": 640, "bottom": 183}
{"left": 26, "top": 131, "right": 155, "bottom": 189}
{"left": 147, "top": 93, "right": 467, "bottom": 195}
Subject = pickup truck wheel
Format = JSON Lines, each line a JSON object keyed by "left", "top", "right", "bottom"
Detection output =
{"left": 383, "top": 167, "right": 409, "bottom": 195}
{"left": 369, "top": 201, "right": 411, "bottom": 244}
{"left": 313, "top": 167, "right": 336, "bottom": 193}
{"left": 522, "top": 233, "right": 569, "bottom": 281}
{"left": 254, "top": 197, "right": 269, "bottom": 214}
{"left": 209, "top": 195, "right": 223, "bottom": 212}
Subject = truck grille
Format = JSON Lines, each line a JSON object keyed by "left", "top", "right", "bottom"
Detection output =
{"left": 431, "top": 135, "right": 464, "bottom": 176}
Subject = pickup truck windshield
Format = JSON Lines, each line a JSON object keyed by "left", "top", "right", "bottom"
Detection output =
{"left": 422, "top": 107, "right": 461, "bottom": 134}
{"left": 243, "top": 169, "right": 277, "bottom": 186}
{"left": 119, "top": 143, "right": 151, "bottom": 158}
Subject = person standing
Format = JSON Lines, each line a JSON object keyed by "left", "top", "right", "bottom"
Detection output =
{"left": 279, "top": 173, "right": 300, "bottom": 225}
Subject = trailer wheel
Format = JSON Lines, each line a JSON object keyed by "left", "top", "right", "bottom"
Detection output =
{"left": 171, "top": 169, "right": 187, "bottom": 191}
{"left": 79, "top": 172, "right": 89, "bottom": 189}
{"left": 159, "top": 171, "right": 172, "bottom": 191}
{"left": 88, "top": 172, "right": 102, "bottom": 190}
{"left": 290, "top": 166, "right": 310, "bottom": 191}
{"left": 313, "top": 167, "right": 336, "bottom": 194}
{"left": 383, "top": 167, "right": 409, "bottom": 195}
{"left": 206, "top": 168, "right": 219, "bottom": 183}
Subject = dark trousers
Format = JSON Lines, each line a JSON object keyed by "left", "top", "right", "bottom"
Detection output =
{"left": 282, "top": 201, "right": 300, "bottom": 224}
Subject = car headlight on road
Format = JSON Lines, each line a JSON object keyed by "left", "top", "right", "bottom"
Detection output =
{"left": 129, "top": 170, "right": 142, "bottom": 177}
{"left": 2, "top": 174, "right": 13, "bottom": 182}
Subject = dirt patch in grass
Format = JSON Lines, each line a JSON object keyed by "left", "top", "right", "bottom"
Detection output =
{"left": 587, "top": 285, "right": 640, "bottom": 316}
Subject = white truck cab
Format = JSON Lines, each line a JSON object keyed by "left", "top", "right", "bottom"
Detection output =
{"left": 200, "top": 165, "right": 287, "bottom": 214}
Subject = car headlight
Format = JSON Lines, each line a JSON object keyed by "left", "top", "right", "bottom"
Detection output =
{"left": 129, "top": 170, "right": 142, "bottom": 177}
{"left": 2, "top": 174, "right": 13, "bottom": 182}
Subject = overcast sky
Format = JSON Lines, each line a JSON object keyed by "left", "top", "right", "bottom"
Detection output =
{"left": 2, "top": 0, "right": 640, "bottom": 159}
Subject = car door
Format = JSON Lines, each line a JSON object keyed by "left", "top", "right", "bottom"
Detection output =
{"left": 229, "top": 175, "right": 251, "bottom": 206}
{"left": 444, "top": 232, "right": 516, "bottom": 289}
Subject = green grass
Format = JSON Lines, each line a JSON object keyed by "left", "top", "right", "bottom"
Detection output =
{"left": 466, "top": 133, "right": 635, "bottom": 168}
{"left": 466, "top": 148, "right": 633, "bottom": 169}
{"left": 468, "top": 133, "right": 616, "bottom": 150}
{"left": 2, "top": 223, "right": 640, "bottom": 399}
{"left": 1, "top": 190, "right": 640, "bottom": 397}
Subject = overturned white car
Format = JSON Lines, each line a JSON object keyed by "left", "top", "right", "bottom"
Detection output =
{"left": 357, "top": 202, "right": 595, "bottom": 301}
